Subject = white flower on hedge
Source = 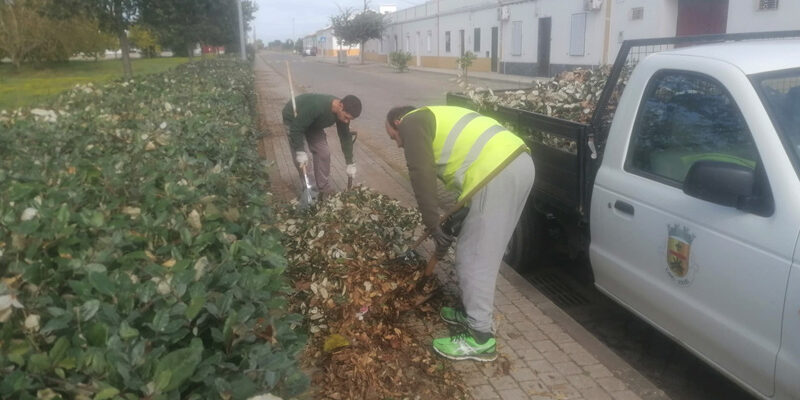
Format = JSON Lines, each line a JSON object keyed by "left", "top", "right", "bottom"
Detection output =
{"left": 121, "top": 206, "right": 141, "bottom": 219}
{"left": 164, "top": 102, "right": 173, "bottom": 112}
{"left": 24, "top": 314, "right": 40, "bottom": 331}
{"left": 20, "top": 208, "right": 38, "bottom": 221}
{"left": 222, "top": 233, "right": 237, "bottom": 244}
{"left": 247, "top": 394, "right": 283, "bottom": 400}
{"left": 30, "top": 108, "right": 58, "bottom": 122}
{"left": 151, "top": 276, "right": 172, "bottom": 295}
{"left": 36, "top": 388, "right": 58, "bottom": 400}
{"left": 193, "top": 257, "right": 209, "bottom": 281}
{"left": 0, "top": 294, "right": 24, "bottom": 323}
{"left": 159, "top": 122, "right": 167, "bottom": 129}
{"left": 188, "top": 210, "right": 202, "bottom": 230}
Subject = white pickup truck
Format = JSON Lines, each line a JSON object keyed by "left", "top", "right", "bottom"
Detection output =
{"left": 449, "top": 32, "right": 800, "bottom": 399}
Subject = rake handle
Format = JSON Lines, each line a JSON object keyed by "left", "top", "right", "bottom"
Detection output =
{"left": 286, "top": 61, "right": 297, "bottom": 117}
{"left": 423, "top": 255, "right": 438, "bottom": 277}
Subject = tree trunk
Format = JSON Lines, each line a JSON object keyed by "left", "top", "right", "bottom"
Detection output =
{"left": 360, "top": 40, "right": 365, "bottom": 64}
{"left": 187, "top": 42, "right": 194, "bottom": 60}
{"left": 118, "top": 30, "right": 133, "bottom": 79}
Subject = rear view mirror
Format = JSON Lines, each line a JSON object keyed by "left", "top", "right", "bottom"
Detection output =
{"left": 683, "top": 160, "right": 771, "bottom": 216}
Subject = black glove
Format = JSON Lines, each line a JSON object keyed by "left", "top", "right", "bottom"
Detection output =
{"left": 432, "top": 227, "right": 455, "bottom": 260}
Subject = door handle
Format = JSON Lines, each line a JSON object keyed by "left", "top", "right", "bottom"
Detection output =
{"left": 614, "top": 200, "right": 634, "bottom": 216}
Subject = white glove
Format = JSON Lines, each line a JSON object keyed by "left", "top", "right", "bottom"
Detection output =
{"left": 346, "top": 163, "right": 357, "bottom": 179}
{"left": 295, "top": 151, "right": 308, "bottom": 168}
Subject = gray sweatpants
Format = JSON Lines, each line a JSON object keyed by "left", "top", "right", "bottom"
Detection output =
{"left": 455, "top": 153, "right": 535, "bottom": 333}
{"left": 287, "top": 127, "right": 332, "bottom": 193}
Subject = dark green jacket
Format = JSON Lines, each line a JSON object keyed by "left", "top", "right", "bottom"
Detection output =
{"left": 282, "top": 93, "right": 354, "bottom": 164}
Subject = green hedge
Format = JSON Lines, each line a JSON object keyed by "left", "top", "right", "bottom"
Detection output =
{"left": 0, "top": 59, "right": 307, "bottom": 399}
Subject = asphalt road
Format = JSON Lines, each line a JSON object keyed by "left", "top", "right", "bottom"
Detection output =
{"left": 259, "top": 52, "right": 757, "bottom": 400}
{"left": 259, "top": 52, "right": 522, "bottom": 175}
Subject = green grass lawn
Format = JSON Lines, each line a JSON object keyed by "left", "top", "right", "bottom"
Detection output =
{"left": 0, "top": 57, "right": 189, "bottom": 110}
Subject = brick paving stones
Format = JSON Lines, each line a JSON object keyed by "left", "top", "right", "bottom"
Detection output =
{"left": 253, "top": 54, "right": 668, "bottom": 400}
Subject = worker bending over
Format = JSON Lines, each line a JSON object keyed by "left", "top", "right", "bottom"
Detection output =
{"left": 283, "top": 93, "right": 362, "bottom": 196}
{"left": 385, "top": 105, "right": 534, "bottom": 361}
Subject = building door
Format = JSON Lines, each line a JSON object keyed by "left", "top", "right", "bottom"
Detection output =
{"left": 491, "top": 27, "right": 499, "bottom": 72}
{"left": 677, "top": 0, "right": 728, "bottom": 36}
{"left": 459, "top": 29, "right": 465, "bottom": 56}
{"left": 537, "top": 17, "right": 551, "bottom": 76}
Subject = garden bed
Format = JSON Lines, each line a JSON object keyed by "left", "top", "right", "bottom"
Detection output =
{"left": 0, "top": 59, "right": 305, "bottom": 399}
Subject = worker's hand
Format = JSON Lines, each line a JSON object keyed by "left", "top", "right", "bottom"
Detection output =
{"left": 346, "top": 163, "right": 357, "bottom": 179}
{"left": 432, "top": 227, "right": 455, "bottom": 260}
{"left": 295, "top": 151, "right": 308, "bottom": 168}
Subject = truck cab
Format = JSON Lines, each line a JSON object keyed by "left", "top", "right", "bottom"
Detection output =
{"left": 589, "top": 40, "right": 800, "bottom": 399}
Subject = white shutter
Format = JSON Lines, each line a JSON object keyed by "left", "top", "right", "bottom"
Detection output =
{"left": 570, "top": 13, "right": 586, "bottom": 56}
{"left": 511, "top": 21, "right": 523, "bottom": 56}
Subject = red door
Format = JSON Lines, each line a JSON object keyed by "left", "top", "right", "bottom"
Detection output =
{"left": 676, "top": 0, "right": 728, "bottom": 36}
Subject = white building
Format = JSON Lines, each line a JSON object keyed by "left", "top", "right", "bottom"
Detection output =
{"left": 362, "top": 0, "right": 799, "bottom": 76}
{"left": 379, "top": 5, "right": 398, "bottom": 14}
{"left": 302, "top": 27, "right": 362, "bottom": 57}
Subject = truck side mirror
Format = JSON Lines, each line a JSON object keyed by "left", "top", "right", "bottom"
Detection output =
{"left": 683, "top": 160, "right": 770, "bottom": 215}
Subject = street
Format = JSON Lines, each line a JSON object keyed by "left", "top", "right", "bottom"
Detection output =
{"left": 259, "top": 51, "right": 758, "bottom": 400}
{"left": 260, "top": 52, "right": 522, "bottom": 182}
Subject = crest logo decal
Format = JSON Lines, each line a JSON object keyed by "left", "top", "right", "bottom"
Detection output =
{"left": 666, "top": 224, "right": 697, "bottom": 286}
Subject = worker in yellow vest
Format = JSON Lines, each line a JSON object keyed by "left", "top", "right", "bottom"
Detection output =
{"left": 385, "top": 105, "right": 535, "bottom": 361}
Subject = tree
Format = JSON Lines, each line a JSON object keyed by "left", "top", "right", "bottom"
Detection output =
{"left": 456, "top": 51, "right": 477, "bottom": 82}
{"left": 139, "top": 0, "right": 206, "bottom": 59}
{"left": 331, "top": 8, "right": 385, "bottom": 64}
{"left": 54, "top": 0, "right": 140, "bottom": 78}
{"left": 129, "top": 24, "right": 160, "bottom": 58}
{"left": 294, "top": 37, "right": 303, "bottom": 53}
{"left": 204, "top": 0, "right": 256, "bottom": 54}
{"left": 0, "top": 1, "right": 111, "bottom": 67}
{"left": 139, "top": 0, "right": 255, "bottom": 59}
{"left": 388, "top": 51, "right": 412, "bottom": 72}
{"left": 0, "top": 0, "right": 51, "bottom": 68}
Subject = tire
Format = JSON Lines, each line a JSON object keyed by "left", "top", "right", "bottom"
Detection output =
{"left": 504, "top": 207, "right": 546, "bottom": 272}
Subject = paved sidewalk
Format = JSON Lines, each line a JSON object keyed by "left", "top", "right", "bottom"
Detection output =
{"left": 310, "top": 54, "right": 543, "bottom": 86}
{"left": 254, "top": 55, "right": 669, "bottom": 400}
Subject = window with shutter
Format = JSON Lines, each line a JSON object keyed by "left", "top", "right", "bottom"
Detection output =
{"left": 758, "top": 0, "right": 779, "bottom": 10}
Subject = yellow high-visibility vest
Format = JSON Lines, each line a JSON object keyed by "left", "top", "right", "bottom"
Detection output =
{"left": 402, "top": 106, "right": 529, "bottom": 203}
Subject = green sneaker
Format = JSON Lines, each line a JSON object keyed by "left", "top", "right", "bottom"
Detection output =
{"left": 439, "top": 306, "right": 468, "bottom": 328}
{"left": 432, "top": 332, "right": 497, "bottom": 362}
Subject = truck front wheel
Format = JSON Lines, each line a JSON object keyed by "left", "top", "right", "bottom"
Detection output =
{"left": 504, "top": 207, "right": 547, "bottom": 272}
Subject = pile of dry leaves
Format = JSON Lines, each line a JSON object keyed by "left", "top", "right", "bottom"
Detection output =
{"left": 457, "top": 66, "right": 631, "bottom": 154}
{"left": 276, "top": 187, "right": 471, "bottom": 400}
{"left": 458, "top": 66, "right": 627, "bottom": 124}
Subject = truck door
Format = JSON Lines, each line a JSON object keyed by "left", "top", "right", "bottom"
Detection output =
{"left": 775, "top": 233, "right": 800, "bottom": 397}
{"left": 590, "top": 69, "right": 793, "bottom": 396}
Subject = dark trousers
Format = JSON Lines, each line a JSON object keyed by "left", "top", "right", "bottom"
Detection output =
{"left": 290, "top": 127, "right": 331, "bottom": 193}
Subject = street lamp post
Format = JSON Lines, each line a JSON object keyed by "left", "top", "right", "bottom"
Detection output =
{"left": 236, "top": 0, "right": 246, "bottom": 60}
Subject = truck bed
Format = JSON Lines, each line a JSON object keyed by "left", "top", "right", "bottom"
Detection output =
{"left": 446, "top": 91, "right": 593, "bottom": 221}
{"left": 446, "top": 30, "right": 800, "bottom": 225}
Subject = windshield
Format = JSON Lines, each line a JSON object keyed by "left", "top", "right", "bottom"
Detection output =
{"left": 753, "top": 68, "right": 800, "bottom": 175}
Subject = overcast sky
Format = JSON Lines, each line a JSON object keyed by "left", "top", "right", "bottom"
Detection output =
{"left": 252, "top": 0, "right": 429, "bottom": 43}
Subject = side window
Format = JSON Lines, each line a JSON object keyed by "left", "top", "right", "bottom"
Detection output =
{"left": 627, "top": 71, "right": 759, "bottom": 184}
